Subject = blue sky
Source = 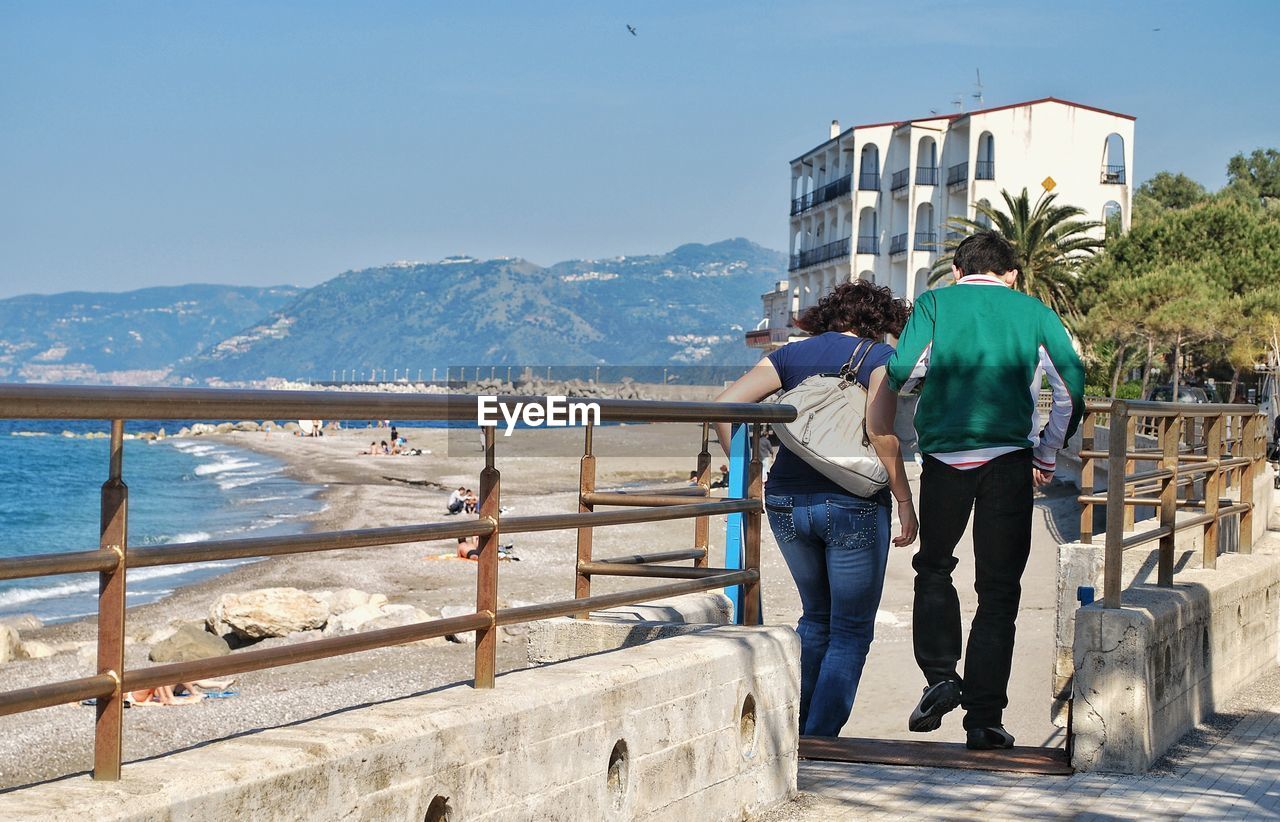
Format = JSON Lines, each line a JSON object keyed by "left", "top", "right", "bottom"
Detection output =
{"left": 1, "top": 1, "right": 1277, "bottom": 298}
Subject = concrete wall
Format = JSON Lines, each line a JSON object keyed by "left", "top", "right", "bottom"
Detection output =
{"left": 0, "top": 626, "right": 799, "bottom": 821}
{"left": 1054, "top": 460, "right": 1277, "bottom": 725}
{"left": 1069, "top": 550, "right": 1280, "bottom": 773}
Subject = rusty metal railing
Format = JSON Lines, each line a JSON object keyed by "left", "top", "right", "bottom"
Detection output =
{"left": 1076, "top": 398, "right": 1268, "bottom": 608}
{"left": 0, "top": 384, "right": 795, "bottom": 780}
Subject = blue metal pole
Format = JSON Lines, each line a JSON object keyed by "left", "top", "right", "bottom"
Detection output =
{"left": 724, "top": 423, "right": 749, "bottom": 623}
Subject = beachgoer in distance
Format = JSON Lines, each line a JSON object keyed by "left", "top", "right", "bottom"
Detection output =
{"left": 886, "top": 231, "right": 1084, "bottom": 750}
{"left": 714, "top": 280, "right": 917, "bottom": 737}
{"left": 447, "top": 487, "right": 467, "bottom": 515}
{"left": 688, "top": 470, "right": 699, "bottom": 485}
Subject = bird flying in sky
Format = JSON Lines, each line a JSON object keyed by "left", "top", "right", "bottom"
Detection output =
{"left": 626, "top": 24, "right": 637, "bottom": 36}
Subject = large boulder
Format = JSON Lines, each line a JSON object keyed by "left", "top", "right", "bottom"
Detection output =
{"left": 1, "top": 614, "right": 43, "bottom": 632}
{"left": 18, "top": 640, "right": 58, "bottom": 660}
{"left": 322, "top": 603, "right": 387, "bottom": 636}
{"left": 0, "top": 625, "right": 21, "bottom": 663}
{"left": 149, "top": 623, "right": 231, "bottom": 663}
{"left": 440, "top": 605, "right": 477, "bottom": 644}
{"left": 233, "top": 421, "right": 261, "bottom": 432}
{"left": 208, "top": 587, "right": 329, "bottom": 640}
{"left": 189, "top": 423, "right": 218, "bottom": 435}
{"left": 314, "top": 588, "right": 387, "bottom": 617}
{"left": 365, "top": 605, "right": 447, "bottom": 647}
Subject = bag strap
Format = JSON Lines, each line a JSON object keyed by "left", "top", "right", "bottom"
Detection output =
{"left": 838, "top": 338, "right": 876, "bottom": 384}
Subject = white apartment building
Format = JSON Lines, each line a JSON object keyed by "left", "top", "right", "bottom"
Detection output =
{"left": 746, "top": 97, "right": 1135, "bottom": 350}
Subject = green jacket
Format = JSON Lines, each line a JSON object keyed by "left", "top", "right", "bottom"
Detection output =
{"left": 887, "top": 275, "right": 1085, "bottom": 470}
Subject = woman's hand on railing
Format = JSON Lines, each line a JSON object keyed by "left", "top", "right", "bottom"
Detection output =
{"left": 893, "top": 498, "right": 918, "bottom": 547}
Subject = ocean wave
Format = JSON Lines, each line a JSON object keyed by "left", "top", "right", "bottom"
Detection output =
{"left": 194, "top": 458, "right": 259, "bottom": 476}
{"left": 9, "top": 431, "right": 50, "bottom": 437}
{"left": 171, "top": 531, "right": 213, "bottom": 544}
{"left": 217, "top": 474, "right": 271, "bottom": 491}
{"left": 0, "top": 579, "right": 99, "bottom": 608}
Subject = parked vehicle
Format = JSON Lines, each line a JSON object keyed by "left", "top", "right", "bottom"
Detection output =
{"left": 1146, "top": 385, "right": 1214, "bottom": 403}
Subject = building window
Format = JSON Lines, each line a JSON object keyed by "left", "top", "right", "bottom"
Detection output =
{"left": 975, "top": 198, "right": 993, "bottom": 229}
{"left": 1103, "top": 200, "right": 1123, "bottom": 239}
{"left": 976, "top": 132, "right": 995, "bottom": 179}
{"left": 859, "top": 144, "right": 881, "bottom": 190}
{"left": 1101, "top": 134, "right": 1126, "bottom": 184}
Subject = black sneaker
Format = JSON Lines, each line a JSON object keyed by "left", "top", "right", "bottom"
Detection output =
{"left": 908, "top": 680, "right": 962, "bottom": 732}
{"left": 966, "top": 725, "right": 1015, "bottom": 750}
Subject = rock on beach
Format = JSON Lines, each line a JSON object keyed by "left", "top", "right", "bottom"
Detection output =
{"left": 208, "top": 587, "right": 329, "bottom": 640}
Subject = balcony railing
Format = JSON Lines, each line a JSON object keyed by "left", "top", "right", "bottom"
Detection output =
{"left": 789, "top": 236, "right": 852, "bottom": 271}
{"left": 890, "top": 169, "right": 910, "bottom": 192}
{"left": 915, "top": 166, "right": 939, "bottom": 186}
{"left": 914, "top": 230, "right": 939, "bottom": 251}
{"left": 856, "top": 235, "right": 880, "bottom": 255}
{"left": 975, "top": 160, "right": 995, "bottom": 180}
{"left": 945, "top": 229, "right": 965, "bottom": 243}
{"left": 858, "top": 171, "right": 880, "bottom": 191}
{"left": 0, "top": 384, "right": 795, "bottom": 781}
{"left": 947, "top": 162, "right": 968, "bottom": 189}
{"left": 1101, "top": 164, "right": 1127, "bottom": 184}
{"left": 790, "top": 174, "right": 852, "bottom": 215}
{"left": 889, "top": 233, "right": 908, "bottom": 256}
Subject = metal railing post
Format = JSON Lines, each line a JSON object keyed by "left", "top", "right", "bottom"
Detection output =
{"left": 1203, "top": 414, "right": 1224, "bottom": 567}
{"left": 1079, "top": 411, "right": 1096, "bottom": 544}
{"left": 1157, "top": 415, "right": 1180, "bottom": 585}
{"left": 473, "top": 427, "right": 500, "bottom": 688}
{"left": 94, "top": 420, "right": 128, "bottom": 781}
{"left": 1103, "top": 402, "right": 1129, "bottom": 608}
{"left": 1123, "top": 419, "right": 1137, "bottom": 532}
{"left": 693, "top": 423, "right": 711, "bottom": 569}
{"left": 1239, "top": 414, "right": 1260, "bottom": 554}
{"left": 741, "top": 424, "right": 764, "bottom": 626}
{"left": 574, "top": 424, "right": 596, "bottom": 618}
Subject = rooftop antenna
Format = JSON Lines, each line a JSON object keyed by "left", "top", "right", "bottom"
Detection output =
{"left": 973, "top": 68, "right": 985, "bottom": 106}
{"left": 951, "top": 94, "right": 965, "bottom": 113}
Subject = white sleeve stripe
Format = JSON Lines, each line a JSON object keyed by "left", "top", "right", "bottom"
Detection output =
{"left": 899, "top": 341, "right": 932, "bottom": 395}
{"left": 1039, "top": 344, "right": 1074, "bottom": 451}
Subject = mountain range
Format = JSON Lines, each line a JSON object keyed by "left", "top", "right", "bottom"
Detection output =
{"left": 0, "top": 239, "right": 784, "bottom": 386}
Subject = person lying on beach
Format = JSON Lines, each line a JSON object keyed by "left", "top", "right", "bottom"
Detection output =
{"left": 358, "top": 441, "right": 378, "bottom": 455}
{"left": 126, "top": 678, "right": 236, "bottom": 707}
{"left": 456, "top": 534, "right": 481, "bottom": 560}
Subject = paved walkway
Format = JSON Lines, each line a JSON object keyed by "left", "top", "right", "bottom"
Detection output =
{"left": 763, "top": 663, "right": 1280, "bottom": 820}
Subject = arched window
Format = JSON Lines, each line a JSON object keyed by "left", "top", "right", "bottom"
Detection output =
{"left": 915, "top": 202, "right": 936, "bottom": 250}
{"left": 858, "top": 269, "right": 876, "bottom": 285}
{"left": 1103, "top": 200, "right": 1123, "bottom": 239}
{"left": 975, "top": 198, "right": 993, "bottom": 229}
{"left": 857, "top": 207, "right": 879, "bottom": 254}
{"left": 859, "top": 144, "right": 880, "bottom": 190}
{"left": 976, "top": 132, "right": 995, "bottom": 179}
{"left": 1102, "top": 134, "right": 1126, "bottom": 184}
{"left": 916, "top": 137, "right": 938, "bottom": 184}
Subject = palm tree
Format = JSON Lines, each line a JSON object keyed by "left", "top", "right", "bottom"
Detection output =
{"left": 929, "top": 188, "right": 1104, "bottom": 320}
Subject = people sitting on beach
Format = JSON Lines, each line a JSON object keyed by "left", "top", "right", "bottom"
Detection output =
{"left": 464, "top": 489, "right": 479, "bottom": 514}
{"left": 359, "top": 441, "right": 378, "bottom": 455}
{"left": 446, "top": 486, "right": 467, "bottom": 515}
{"left": 688, "top": 470, "right": 699, "bottom": 485}
{"left": 380, "top": 440, "right": 391, "bottom": 455}
{"left": 710, "top": 464, "right": 730, "bottom": 489}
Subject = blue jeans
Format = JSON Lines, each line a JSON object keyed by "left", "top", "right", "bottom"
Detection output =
{"left": 765, "top": 491, "right": 891, "bottom": 736}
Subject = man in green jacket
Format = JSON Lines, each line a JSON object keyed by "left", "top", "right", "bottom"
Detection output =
{"left": 887, "top": 231, "right": 1084, "bottom": 750}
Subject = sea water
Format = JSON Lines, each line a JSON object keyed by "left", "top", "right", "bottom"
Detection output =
{"left": 0, "top": 420, "right": 324, "bottom": 623}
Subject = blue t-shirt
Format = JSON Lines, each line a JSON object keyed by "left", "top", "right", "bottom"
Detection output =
{"left": 765, "top": 332, "right": 894, "bottom": 497}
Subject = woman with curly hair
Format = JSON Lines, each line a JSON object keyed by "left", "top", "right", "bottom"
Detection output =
{"left": 714, "top": 279, "right": 917, "bottom": 736}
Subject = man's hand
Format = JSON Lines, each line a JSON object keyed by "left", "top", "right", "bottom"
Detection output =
{"left": 1033, "top": 468, "right": 1054, "bottom": 488}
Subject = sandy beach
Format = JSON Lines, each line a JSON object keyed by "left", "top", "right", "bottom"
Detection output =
{"left": 0, "top": 422, "right": 1079, "bottom": 790}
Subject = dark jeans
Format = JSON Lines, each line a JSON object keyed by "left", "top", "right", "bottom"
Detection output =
{"left": 913, "top": 449, "right": 1033, "bottom": 730}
